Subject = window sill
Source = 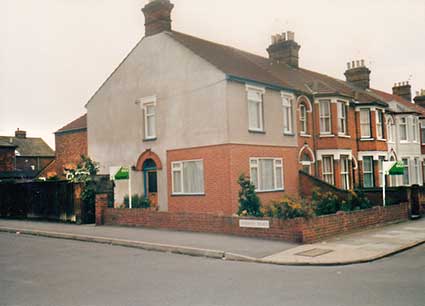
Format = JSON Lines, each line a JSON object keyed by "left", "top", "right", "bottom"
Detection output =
{"left": 400, "top": 140, "right": 409, "bottom": 144}
{"left": 300, "top": 133, "right": 312, "bottom": 138}
{"left": 338, "top": 134, "right": 351, "bottom": 138}
{"left": 377, "top": 138, "right": 386, "bottom": 142}
{"left": 171, "top": 193, "right": 206, "bottom": 197}
{"left": 249, "top": 129, "right": 266, "bottom": 134}
{"left": 360, "top": 138, "right": 374, "bottom": 141}
{"left": 143, "top": 137, "right": 157, "bottom": 142}
{"left": 283, "top": 132, "right": 295, "bottom": 136}
{"left": 319, "top": 134, "right": 335, "bottom": 138}
{"left": 256, "top": 189, "right": 285, "bottom": 193}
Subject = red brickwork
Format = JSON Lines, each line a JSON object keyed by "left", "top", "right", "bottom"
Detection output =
{"left": 54, "top": 130, "right": 87, "bottom": 177}
{"left": 99, "top": 199, "right": 409, "bottom": 243}
{"left": 0, "top": 147, "right": 15, "bottom": 171}
{"left": 95, "top": 193, "right": 109, "bottom": 225}
{"left": 167, "top": 144, "right": 299, "bottom": 215}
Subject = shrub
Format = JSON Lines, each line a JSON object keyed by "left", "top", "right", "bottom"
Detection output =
{"left": 263, "top": 196, "right": 313, "bottom": 220}
{"left": 312, "top": 190, "right": 341, "bottom": 216}
{"left": 124, "top": 194, "right": 151, "bottom": 209}
{"left": 347, "top": 190, "right": 372, "bottom": 211}
{"left": 237, "top": 174, "right": 263, "bottom": 217}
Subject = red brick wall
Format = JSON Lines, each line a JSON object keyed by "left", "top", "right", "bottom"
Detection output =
{"left": 0, "top": 147, "right": 15, "bottom": 171}
{"left": 98, "top": 199, "right": 409, "bottom": 243}
{"left": 167, "top": 144, "right": 299, "bottom": 215}
{"left": 54, "top": 130, "right": 87, "bottom": 177}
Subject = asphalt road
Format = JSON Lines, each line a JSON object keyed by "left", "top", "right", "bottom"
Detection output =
{"left": 0, "top": 232, "right": 424, "bottom": 306}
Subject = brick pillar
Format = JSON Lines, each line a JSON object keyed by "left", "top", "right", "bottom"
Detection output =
{"left": 95, "top": 193, "right": 108, "bottom": 225}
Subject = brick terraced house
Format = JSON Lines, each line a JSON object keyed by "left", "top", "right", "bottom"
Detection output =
{"left": 0, "top": 129, "right": 55, "bottom": 179}
{"left": 86, "top": 0, "right": 424, "bottom": 214}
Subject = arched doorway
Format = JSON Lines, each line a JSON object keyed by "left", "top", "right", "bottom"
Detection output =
{"left": 143, "top": 158, "right": 158, "bottom": 207}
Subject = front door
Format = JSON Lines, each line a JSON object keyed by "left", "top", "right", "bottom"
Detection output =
{"left": 147, "top": 170, "right": 158, "bottom": 207}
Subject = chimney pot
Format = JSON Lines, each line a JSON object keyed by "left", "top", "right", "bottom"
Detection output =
{"left": 142, "top": 0, "right": 174, "bottom": 37}
{"left": 393, "top": 81, "right": 412, "bottom": 101}
{"left": 267, "top": 31, "right": 300, "bottom": 68}
{"left": 344, "top": 59, "right": 371, "bottom": 89}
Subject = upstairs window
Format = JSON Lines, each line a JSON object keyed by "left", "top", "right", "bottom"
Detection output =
{"left": 137, "top": 95, "right": 157, "bottom": 140}
{"left": 250, "top": 158, "right": 284, "bottom": 192}
{"left": 282, "top": 94, "right": 294, "bottom": 134}
{"left": 421, "top": 122, "right": 425, "bottom": 144}
{"left": 360, "top": 109, "right": 371, "bottom": 138}
{"left": 399, "top": 117, "right": 408, "bottom": 141}
{"left": 319, "top": 100, "right": 331, "bottom": 134}
{"left": 412, "top": 117, "right": 418, "bottom": 142}
{"left": 387, "top": 118, "right": 395, "bottom": 142}
{"left": 337, "top": 101, "right": 347, "bottom": 135}
{"left": 376, "top": 110, "right": 384, "bottom": 139}
{"left": 299, "top": 104, "right": 307, "bottom": 134}
{"left": 247, "top": 87, "right": 264, "bottom": 132}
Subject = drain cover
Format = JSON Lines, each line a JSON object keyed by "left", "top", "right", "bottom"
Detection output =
{"left": 295, "top": 248, "right": 333, "bottom": 257}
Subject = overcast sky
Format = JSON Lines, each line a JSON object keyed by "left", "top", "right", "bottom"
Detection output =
{"left": 1, "top": 0, "right": 424, "bottom": 149}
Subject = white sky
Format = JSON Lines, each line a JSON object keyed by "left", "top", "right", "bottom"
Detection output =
{"left": 1, "top": 0, "right": 424, "bottom": 149}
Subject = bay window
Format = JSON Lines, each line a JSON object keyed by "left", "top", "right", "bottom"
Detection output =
{"left": 376, "top": 110, "right": 384, "bottom": 139}
{"left": 319, "top": 100, "right": 331, "bottom": 134}
{"left": 402, "top": 158, "right": 409, "bottom": 186}
{"left": 399, "top": 117, "right": 408, "bottom": 141}
{"left": 412, "top": 117, "right": 418, "bottom": 142}
{"left": 172, "top": 160, "right": 204, "bottom": 195}
{"left": 250, "top": 158, "right": 284, "bottom": 192}
{"left": 340, "top": 155, "right": 350, "bottom": 190}
{"left": 363, "top": 156, "right": 374, "bottom": 188}
{"left": 360, "top": 109, "right": 371, "bottom": 138}
{"left": 322, "top": 155, "right": 334, "bottom": 185}
{"left": 337, "top": 101, "right": 347, "bottom": 135}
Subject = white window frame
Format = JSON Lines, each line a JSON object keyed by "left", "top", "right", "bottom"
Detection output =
{"left": 337, "top": 101, "right": 347, "bottom": 135}
{"left": 360, "top": 109, "right": 371, "bottom": 138}
{"left": 402, "top": 158, "right": 410, "bottom": 186}
{"left": 319, "top": 100, "right": 331, "bottom": 134}
{"left": 387, "top": 117, "right": 395, "bottom": 143}
{"left": 363, "top": 156, "right": 374, "bottom": 188}
{"left": 246, "top": 85, "right": 265, "bottom": 132}
{"left": 399, "top": 117, "right": 408, "bottom": 142}
{"left": 340, "top": 155, "right": 350, "bottom": 190}
{"left": 376, "top": 109, "right": 384, "bottom": 140}
{"left": 282, "top": 93, "right": 294, "bottom": 134}
{"left": 412, "top": 117, "right": 419, "bottom": 143}
{"left": 249, "top": 158, "right": 284, "bottom": 192}
{"left": 137, "top": 96, "right": 157, "bottom": 140}
{"left": 421, "top": 122, "right": 425, "bottom": 144}
{"left": 322, "top": 155, "right": 334, "bottom": 185}
{"left": 299, "top": 104, "right": 307, "bottom": 134}
{"left": 171, "top": 159, "right": 205, "bottom": 195}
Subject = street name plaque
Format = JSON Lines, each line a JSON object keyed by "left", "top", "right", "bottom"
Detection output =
{"left": 239, "top": 219, "right": 270, "bottom": 229}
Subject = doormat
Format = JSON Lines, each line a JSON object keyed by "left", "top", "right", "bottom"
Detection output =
{"left": 295, "top": 248, "right": 333, "bottom": 257}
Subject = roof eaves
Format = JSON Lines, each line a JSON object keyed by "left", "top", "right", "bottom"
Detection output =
{"left": 226, "top": 74, "right": 307, "bottom": 96}
{"left": 55, "top": 127, "right": 87, "bottom": 136}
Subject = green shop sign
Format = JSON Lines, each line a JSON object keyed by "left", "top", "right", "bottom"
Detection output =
{"left": 388, "top": 161, "right": 404, "bottom": 175}
{"left": 111, "top": 166, "right": 130, "bottom": 180}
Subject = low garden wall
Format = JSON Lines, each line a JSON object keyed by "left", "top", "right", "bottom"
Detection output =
{"left": 96, "top": 194, "right": 409, "bottom": 243}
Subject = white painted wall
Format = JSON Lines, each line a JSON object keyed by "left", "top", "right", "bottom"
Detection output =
{"left": 87, "top": 33, "right": 227, "bottom": 209}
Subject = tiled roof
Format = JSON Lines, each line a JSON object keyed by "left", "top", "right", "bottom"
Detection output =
{"left": 168, "top": 31, "right": 382, "bottom": 104}
{"left": 0, "top": 136, "right": 54, "bottom": 157}
{"left": 370, "top": 89, "right": 425, "bottom": 116}
{"left": 0, "top": 139, "right": 17, "bottom": 148}
{"left": 56, "top": 114, "right": 87, "bottom": 134}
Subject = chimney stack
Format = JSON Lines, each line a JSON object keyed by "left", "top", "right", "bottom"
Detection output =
{"left": 344, "top": 59, "right": 371, "bottom": 90}
{"left": 392, "top": 81, "right": 412, "bottom": 102}
{"left": 267, "top": 31, "right": 301, "bottom": 68}
{"left": 142, "top": 0, "right": 174, "bottom": 37}
{"left": 414, "top": 89, "right": 425, "bottom": 108}
{"left": 15, "top": 128, "right": 26, "bottom": 139}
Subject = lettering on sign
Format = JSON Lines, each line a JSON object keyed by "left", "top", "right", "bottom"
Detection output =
{"left": 239, "top": 219, "right": 270, "bottom": 229}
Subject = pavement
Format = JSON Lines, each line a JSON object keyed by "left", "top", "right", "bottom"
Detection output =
{"left": 0, "top": 218, "right": 424, "bottom": 266}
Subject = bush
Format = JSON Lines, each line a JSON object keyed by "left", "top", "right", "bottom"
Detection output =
{"left": 237, "top": 174, "right": 263, "bottom": 217}
{"left": 263, "top": 196, "right": 313, "bottom": 220}
{"left": 313, "top": 190, "right": 340, "bottom": 216}
{"left": 123, "top": 194, "right": 151, "bottom": 209}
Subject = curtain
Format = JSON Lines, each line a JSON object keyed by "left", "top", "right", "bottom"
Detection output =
{"left": 183, "top": 161, "right": 204, "bottom": 194}
{"left": 259, "top": 159, "right": 274, "bottom": 190}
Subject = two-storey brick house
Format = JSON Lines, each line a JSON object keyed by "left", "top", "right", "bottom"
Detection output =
{"left": 86, "top": 0, "right": 419, "bottom": 214}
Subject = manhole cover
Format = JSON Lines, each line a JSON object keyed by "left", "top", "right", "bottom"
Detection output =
{"left": 295, "top": 248, "right": 333, "bottom": 257}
